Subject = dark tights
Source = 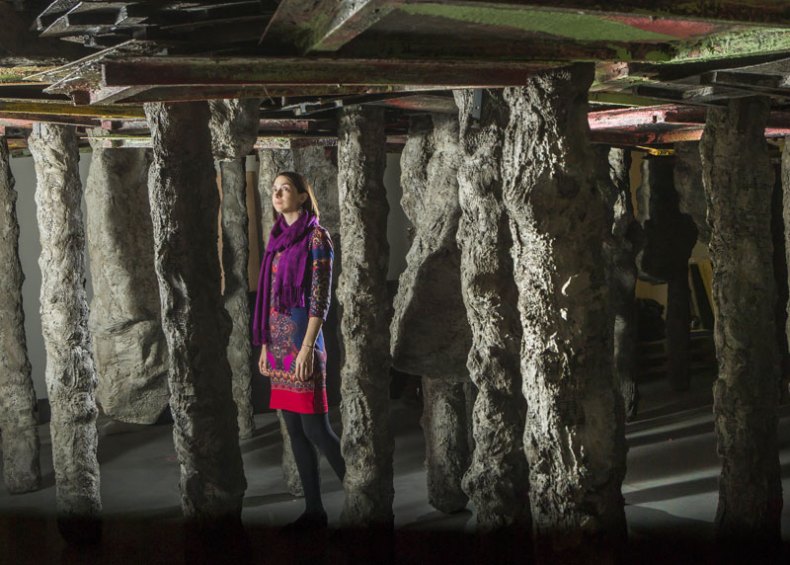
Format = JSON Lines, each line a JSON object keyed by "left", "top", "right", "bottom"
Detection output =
{"left": 281, "top": 411, "right": 345, "bottom": 515}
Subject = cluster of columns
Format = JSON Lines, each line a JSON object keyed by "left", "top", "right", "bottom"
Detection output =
{"left": 0, "top": 69, "right": 785, "bottom": 558}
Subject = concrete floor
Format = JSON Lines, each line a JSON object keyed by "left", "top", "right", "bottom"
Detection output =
{"left": 1, "top": 374, "right": 789, "bottom": 564}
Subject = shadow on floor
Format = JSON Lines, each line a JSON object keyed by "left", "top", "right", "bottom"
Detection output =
{"left": 3, "top": 513, "right": 787, "bottom": 565}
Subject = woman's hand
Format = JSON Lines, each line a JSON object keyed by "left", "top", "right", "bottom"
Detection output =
{"left": 294, "top": 345, "right": 314, "bottom": 381}
{"left": 258, "top": 345, "right": 269, "bottom": 376}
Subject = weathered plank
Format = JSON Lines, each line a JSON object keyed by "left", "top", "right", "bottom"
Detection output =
{"left": 0, "top": 99, "right": 144, "bottom": 119}
{"left": 100, "top": 56, "right": 551, "bottom": 87}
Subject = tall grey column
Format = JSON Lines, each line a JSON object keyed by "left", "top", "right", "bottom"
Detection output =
{"left": 144, "top": 102, "right": 246, "bottom": 524}
{"left": 84, "top": 139, "right": 169, "bottom": 425}
{"left": 0, "top": 135, "right": 41, "bottom": 494}
{"left": 210, "top": 98, "right": 260, "bottom": 440}
{"left": 501, "top": 66, "right": 626, "bottom": 561}
{"left": 337, "top": 105, "right": 394, "bottom": 526}
{"left": 701, "top": 97, "right": 782, "bottom": 544}
{"left": 597, "top": 147, "right": 640, "bottom": 419}
{"left": 453, "top": 89, "right": 529, "bottom": 532}
{"left": 392, "top": 113, "right": 472, "bottom": 513}
{"left": 28, "top": 124, "right": 101, "bottom": 542}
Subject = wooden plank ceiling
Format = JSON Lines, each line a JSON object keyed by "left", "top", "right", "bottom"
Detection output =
{"left": 2, "top": 0, "right": 790, "bottom": 152}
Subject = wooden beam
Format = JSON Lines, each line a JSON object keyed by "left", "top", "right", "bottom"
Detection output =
{"left": 0, "top": 112, "right": 100, "bottom": 128}
{"left": 101, "top": 56, "right": 550, "bottom": 88}
{"left": 588, "top": 105, "right": 706, "bottom": 130}
{"left": 310, "top": 0, "right": 401, "bottom": 52}
{"left": 91, "top": 84, "right": 443, "bottom": 104}
{"left": 700, "top": 69, "right": 790, "bottom": 96}
{"left": 591, "top": 126, "right": 790, "bottom": 146}
{"left": 0, "top": 99, "right": 144, "bottom": 119}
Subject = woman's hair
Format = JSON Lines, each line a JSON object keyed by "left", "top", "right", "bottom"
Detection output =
{"left": 275, "top": 171, "right": 320, "bottom": 219}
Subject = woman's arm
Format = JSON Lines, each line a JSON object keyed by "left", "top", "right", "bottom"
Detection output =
{"left": 294, "top": 228, "right": 334, "bottom": 381}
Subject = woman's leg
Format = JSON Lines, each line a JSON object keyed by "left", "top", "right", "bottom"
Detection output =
{"left": 281, "top": 410, "right": 324, "bottom": 516}
{"left": 300, "top": 413, "right": 346, "bottom": 481}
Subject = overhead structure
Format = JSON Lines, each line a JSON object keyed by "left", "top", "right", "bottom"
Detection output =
{"left": 1, "top": 1, "right": 790, "bottom": 149}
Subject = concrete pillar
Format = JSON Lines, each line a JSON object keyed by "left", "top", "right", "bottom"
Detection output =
{"left": 28, "top": 124, "right": 101, "bottom": 542}
{"left": 701, "top": 97, "right": 782, "bottom": 545}
{"left": 84, "top": 139, "right": 169, "bottom": 424}
{"left": 337, "top": 105, "right": 394, "bottom": 526}
{"left": 453, "top": 89, "right": 529, "bottom": 532}
{"left": 144, "top": 102, "right": 246, "bottom": 524}
{"left": 0, "top": 135, "right": 41, "bottom": 494}
{"left": 209, "top": 98, "right": 260, "bottom": 440}
{"left": 502, "top": 65, "right": 626, "bottom": 561}
{"left": 392, "top": 113, "right": 471, "bottom": 513}
{"left": 597, "top": 147, "right": 640, "bottom": 419}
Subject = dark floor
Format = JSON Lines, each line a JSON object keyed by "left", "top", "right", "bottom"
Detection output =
{"left": 1, "top": 374, "right": 789, "bottom": 564}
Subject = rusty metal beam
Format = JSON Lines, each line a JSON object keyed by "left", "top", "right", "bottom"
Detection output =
{"left": 100, "top": 56, "right": 550, "bottom": 88}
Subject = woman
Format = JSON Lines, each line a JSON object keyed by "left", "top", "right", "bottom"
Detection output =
{"left": 252, "top": 171, "right": 345, "bottom": 529}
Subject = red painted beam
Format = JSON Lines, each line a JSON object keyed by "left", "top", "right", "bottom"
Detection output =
{"left": 591, "top": 126, "right": 790, "bottom": 145}
{"left": 588, "top": 105, "right": 706, "bottom": 130}
{"left": 588, "top": 105, "right": 790, "bottom": 131}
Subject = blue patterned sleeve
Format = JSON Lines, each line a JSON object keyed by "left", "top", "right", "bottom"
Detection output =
{"left": 308, "top": 227, "right": 334, "bottom": 320}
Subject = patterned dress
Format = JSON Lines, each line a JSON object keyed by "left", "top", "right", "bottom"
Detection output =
{"left": 262, "top": 226, "right": 333, "bottom": 414}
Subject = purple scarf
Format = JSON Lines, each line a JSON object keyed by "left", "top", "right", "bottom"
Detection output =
{"left": 252, "top": 211, "right": 318, "bottom": 345}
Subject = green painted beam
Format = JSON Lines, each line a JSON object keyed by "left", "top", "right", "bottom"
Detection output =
{"left": 399, "top": 3, "right": 678, "bottom": 42}
{"left": 669, "top": 27, "right": 790, "bottom": 63}
{"left": 405, "top": 1, "right": 790, "bottom": 27}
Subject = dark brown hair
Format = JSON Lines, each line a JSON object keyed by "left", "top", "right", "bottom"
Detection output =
{"left": 275, "top": 171, "right": 321, "bottom": 219}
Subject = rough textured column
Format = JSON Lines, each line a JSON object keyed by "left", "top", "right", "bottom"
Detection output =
{"left": 421, "top": 378, "right": 470, "bottom": 513}
{"left": 84, "top": 139, "right": 169, "bottom": 425}
{"left": 501, "top": 66, "right": 626, "bottom": 561}
{"left": 392, "top": 113, "right": 471, "bottom": 513}
{"left": 0, "top": 135, "right": 41, "bottom": 494}
{"left": 637, "top": 157, "right": 698, "bottom": 391}
{"left": 28, "top": 124, "right": 101, "bottom": 542}
{"left": 674, "top": 142, "right": 710, "bottom": 244}
{"left": 144, "top": 102, "right": 246, "bottom": 524}
{"left": 596, "top": 147, "right": 640, "bottom": 419}
{"left": 782, "top": 142, "right": 790, "bottom": 355}
{"left": 337, "top": 105, "right": 394, "bottom": 526}
{"left": 210, "top": 98, "right": 260, "bottom": 440}
{"left": 453, "top": 89, "right": 529, "bottom": 532}
{"left": 701, "top": 97, "right": 782, "bottom": 544}
{"left": 297, "top": 146, "right": 340, "bottom": 236}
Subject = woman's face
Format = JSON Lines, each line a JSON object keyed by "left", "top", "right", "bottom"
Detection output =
{"left": 272, "top": 175, "right": 307, "bottom": 215}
